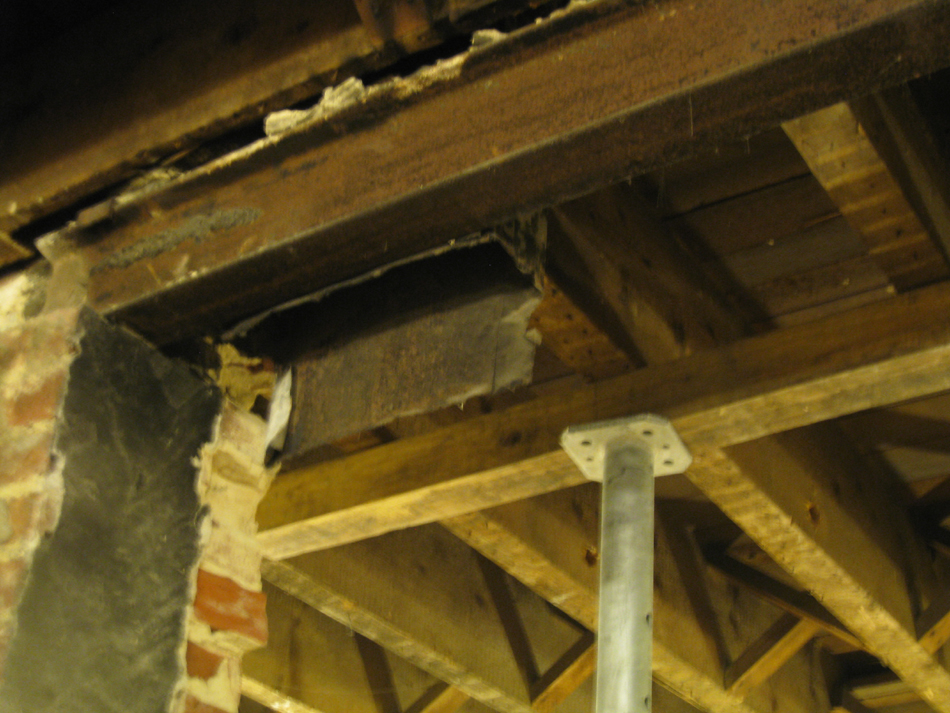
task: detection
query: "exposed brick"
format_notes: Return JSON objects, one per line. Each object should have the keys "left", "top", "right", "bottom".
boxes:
{"left": 200, "top": 520, "right": 262, "bottom": 592}
{"left": 199, "top": 476, "right": 262, "bottom": 536}
{"left": 186, "top": 641, "right": 227, "bottom": 681}
{"left": 182, "top": 694, "right": 231, "bottom": 713}
{"left": 7, "top": 370, "right": 67, "bottom": 426}
{"left": 193, "top": 569, "right": 267, "bottom": 648}
{"left": 0, "top": 427, "right": 54, "bottom": 486}
{"left": 0, "top": 557, "right": 27, "bottom": 610}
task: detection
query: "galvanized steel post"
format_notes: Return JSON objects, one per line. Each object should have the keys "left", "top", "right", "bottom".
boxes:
{"left": 561, "top": 415, "right": 692, "bottom": 713}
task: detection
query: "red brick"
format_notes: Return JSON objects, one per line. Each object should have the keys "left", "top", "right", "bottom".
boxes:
{"left": 193, "top": 569, "right": 267, "bottom": 647}
{"left": 186, "top": 641, "right": 227, "bottom": 681}
{"left": 182, "top": 695, "right": 230, "bottom": 713}
{"left": 8, "top": 370, "right": 67, "bottom": 426}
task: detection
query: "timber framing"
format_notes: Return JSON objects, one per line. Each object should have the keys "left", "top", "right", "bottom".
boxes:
{"left": 10, "top": 2, "right": 950, "bottom": 713}
{"left": 42, "top": 0, "right": 950, "bottom": 343}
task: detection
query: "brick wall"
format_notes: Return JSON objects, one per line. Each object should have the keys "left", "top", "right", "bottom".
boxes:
{"left": 182, "top": 400, "right": 274, "bottom": 713}
{"left": 0, "top": 271, "right": 79, "bottom": 680}
{"left": 0, "top": 270, "right": 273, "bottom": 713}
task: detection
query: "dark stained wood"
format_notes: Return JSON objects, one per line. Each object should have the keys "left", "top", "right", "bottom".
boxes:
{"left": 547, "top": 181, "right": 745, "bottom": 364}
{"left": 851, "top": 86, "right": 950, "bottom": 269}
{"left": 44, "top": 0, "right": 950, "bottom": 343}
{"left": 0, "top": 0, "right": 473, "bottom": 235}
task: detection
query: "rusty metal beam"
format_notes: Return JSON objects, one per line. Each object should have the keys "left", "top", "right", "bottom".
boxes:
{"left": 45, "top": 0, "right": 950, "bottom": 342}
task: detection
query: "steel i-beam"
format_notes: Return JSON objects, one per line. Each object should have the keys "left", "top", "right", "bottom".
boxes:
{"left": 561, "top": 415, "right": 692, "bottom": 713}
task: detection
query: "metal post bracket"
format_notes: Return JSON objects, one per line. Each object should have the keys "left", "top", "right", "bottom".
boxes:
{"left": 561, "top": 413, "right": 692, "bottom": 482}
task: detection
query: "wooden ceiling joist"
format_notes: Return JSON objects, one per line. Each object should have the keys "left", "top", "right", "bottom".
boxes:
{"left": 445, "top": 490, "right": 829, "bottom": 713}
{"left": 260, "top": 525, "right": 577, "bottom": 713}
{"left": 44, "top": 0, "right": 950, "bottom": 343}
{"left": 687, "top": 427, "right": 949, "bottom": 711}
{"left": 257, "top": 280, "right": 950, "bottom": 560}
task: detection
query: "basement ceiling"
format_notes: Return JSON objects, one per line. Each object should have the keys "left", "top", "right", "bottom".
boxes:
{"left": 6, "top": 2, "right": 950, "bottom": 713}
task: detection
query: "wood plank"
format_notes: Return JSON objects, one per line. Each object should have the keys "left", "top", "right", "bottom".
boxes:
{"left": 44, "top": 0, "right": 950, "bottom": 343}
{"left": 647, "top": 129, "right": 810, "bottom": 217}
{"left": 262, "top": 524, "right": 537, "bottom": 713}
{"left": 529, "top": 636, "right": 596, "bottom": 713}
{"left": 724, "top": 614, "right": 821, "bottom": 699}
{"left": 407, "top": 684, "right": 472, "bottom": 713}
{"left": 242, "top": 582, "right": 389, "bottom": 713}
{"left": 445, "top": 493, "right": 829, "bottom": 713}
{"left": 703, "top": 549, "right": 863, "bottom": 650}
{"left": 258, "top": 281, "right": 950, "bottom": 559}
{"left": 783, "top": 102, "right": 950, "bottom": 291}
{"left": 917, "top": 588, "right": 950, "bottom": 654}
{"left": 685, "top": 424, "right": 950, "bottom": 713}
{"left": 547, "top": 181, "right": 745, "bottom": 364}
{"left": 669, "top": 174, "right": 837, "bottom": 257}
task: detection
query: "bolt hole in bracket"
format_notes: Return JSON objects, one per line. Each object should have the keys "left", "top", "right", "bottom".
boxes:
{"left": 561, "top": 413, "right": 692, "bottom": 482}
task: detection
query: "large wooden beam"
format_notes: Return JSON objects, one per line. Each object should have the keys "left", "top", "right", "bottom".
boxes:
{"left": 258, "top": 281, "right": 950, "bottom": 559}
{"left": 0, "top": 0, "right": 467, "bottom": 236}
{"left": 685, "top": 425, "right": 949, "bottom": 712}
{"left": 44, "top": 0, "right": 950, "bottom": 342}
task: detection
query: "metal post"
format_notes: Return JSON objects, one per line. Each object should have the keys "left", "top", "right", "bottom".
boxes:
{"left": 598, "top": 442, "right": 654, "bottom": 713}
{"left": 560, "top": 415, "right": 691, "bottom": 713}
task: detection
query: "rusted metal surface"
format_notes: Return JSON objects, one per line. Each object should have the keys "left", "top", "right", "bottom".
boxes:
{"left": 45, "top": 0, "right": 950, "bottom": 343}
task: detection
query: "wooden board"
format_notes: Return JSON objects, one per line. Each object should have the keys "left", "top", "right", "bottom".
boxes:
{"left": 43, "top": 0, "right": 950, "bottom": 343}
{"left": 258, "top": 281, "right": 950, "bottom": 559}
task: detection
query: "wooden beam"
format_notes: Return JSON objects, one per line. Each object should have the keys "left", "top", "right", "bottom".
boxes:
{"left": 405, "top": 683, "right": 471, "bottom": 713}
{"left": 783, "top": 102, "right": 949, "bottom": 290}
{"left": 258, "top": 281, "right": 950, "bottom": 559}
{"left": 546, "top": 181, "right": 745, "bottom": 365}
{"left": 45, "top": 0, "right": 950, "bottom": 342}
{"left": 703, "top": 549, "right": 863, "bottom": 650}
{"left": 850, "top": 85, "right": 950, "bottom": 270}
{"left": 724, "top": 614, "right": 821, "bottom": 699}
{"left": 261, "top": 524, "right": 540, "bottom": 713}
{"left": 917, "top": 588, "right": 950, "bottom": 654}
{"left": 446, "top": 492, "right": 830, "bottom": 713}
{"left": 529, "top": 635, "right": 596, "bottom": 713}
{"left": 0, "top": 0, "right": 467, "bottom": 235}
{"left": 685, "top": 425, "right": 950, "bottom": 713}
{"left": 242, "top": 582, "right": 392, "bottom": 713}
{"left": 406, "top": 683, "right": 470, "bottom": 713}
